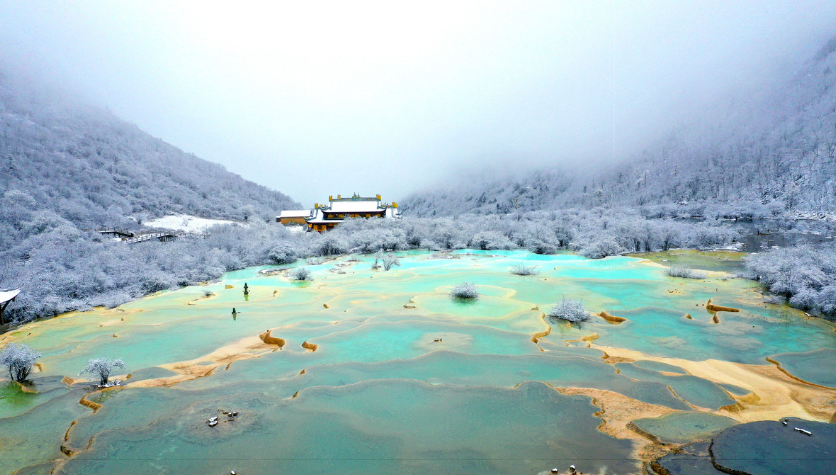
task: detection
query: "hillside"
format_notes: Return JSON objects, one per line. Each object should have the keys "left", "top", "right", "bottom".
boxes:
{"left": 0, "top": 68, "right": 300, "bottom": 229}
{"left": 403, "top": 36, "right": 836, "bottom": 217}
{"left": 0, "top": 67, "right": 304, "bottom": 322}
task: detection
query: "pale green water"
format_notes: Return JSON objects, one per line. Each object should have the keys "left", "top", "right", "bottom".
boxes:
{"left": 1, "top": 250, "right": 834, "bottom": 474}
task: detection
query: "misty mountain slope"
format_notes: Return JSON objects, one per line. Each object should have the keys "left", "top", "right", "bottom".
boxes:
{"left": 403, "top": 170, "right": 576, "bottom": 216}
{"left": 403, "top": 37, "right": 836, "bottom": 217}
{"left": 0, "top": 70, "right": 300, "bottom": 229}
{"left": 592, "top": 36, "right": 836, "bottom": 211}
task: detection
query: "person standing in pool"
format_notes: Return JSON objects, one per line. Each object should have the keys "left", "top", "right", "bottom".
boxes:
{"left": 243, "top": 283, "right": 249, "bottom": 295}
{"left": 232, "top": 308, "right": 238, "bottom": 321}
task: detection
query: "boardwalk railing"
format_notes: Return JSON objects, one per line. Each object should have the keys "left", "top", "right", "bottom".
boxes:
{"left": 124, "top": 231, "right": 208, "bottom": 244}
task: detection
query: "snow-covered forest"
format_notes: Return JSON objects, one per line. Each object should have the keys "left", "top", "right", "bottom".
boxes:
{"left": 5, "top": 205, "right": 833, "bottom": 324}
{"left": 746, "top": 243, "right": 836, "bottom": 317}
{"left": 0, "top": 206, "right": 747, "bottom": 323}
{"left": 403, "top": 37, "right": 836, "bottom": 217}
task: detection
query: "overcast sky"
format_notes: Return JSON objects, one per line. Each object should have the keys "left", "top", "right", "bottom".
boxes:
{"left": 1, "top": 1, "right": 834, "bottom": 206}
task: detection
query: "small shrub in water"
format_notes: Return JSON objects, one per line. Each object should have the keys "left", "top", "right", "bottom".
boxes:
{"left": 382, "top": 254, "right": 401, "bottom": 271}
{"left": 289, "top": 267, "right": 312, "bottom": 281}
{"left": 547, "top": 297, "right": 589, "bottom": 323}
{"left": 666, "top": 265, "right": 707, "bottom": 279}
{"left": 510, "top": 264, "right": 539, "bottom": 276}
{"left": 1, "top": 343, "right": 41, "bottom": 382}
{"left": 451, "top": 282, "right": 478, "bottom": 300}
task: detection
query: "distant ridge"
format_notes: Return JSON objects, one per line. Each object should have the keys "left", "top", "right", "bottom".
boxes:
{"left": 0, "top": 67, "right": 301, "bottom": 228}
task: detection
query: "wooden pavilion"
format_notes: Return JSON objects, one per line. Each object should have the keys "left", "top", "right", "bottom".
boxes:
{"left": 0, "top": 289, "right": 20, "bottom": 326}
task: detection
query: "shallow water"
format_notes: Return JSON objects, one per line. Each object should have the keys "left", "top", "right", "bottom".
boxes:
{"left": 1, "top": 250, "right": 834, "bottom": 474}
{"left": 631, "top": 412, "right": 738, "bottom": 444}
{"left": 768, "top": 348, "right": 836, "bottom": 388}
{"left": 711, "top": 418, "right": 836, "bottom": 475}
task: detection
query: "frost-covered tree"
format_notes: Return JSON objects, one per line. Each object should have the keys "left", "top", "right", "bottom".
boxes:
{"left": 382, "top": 254, "right": 400, "bottom": 271}
{"left": 268, "top": 242, "right": 297, "bottom": 264}
{"left": 336, "top": 219, "right": 409, "bottom": 253}
{"left": 79, "top": 357, "right": 125, "bottom": 386}
{"left": 470, "top": 231, "right": 514, "bottom": 250}
{"left": 311, "top": 234, "right": 349, "bottom": 256}
{"left": 577, "top": 238, "right": 624, "bottom": 259}
{"left": 0, "top": 343, "right": 41, "bottom": 382}
{"left": 657, "top": 220, "right": 682, "bottom": 251}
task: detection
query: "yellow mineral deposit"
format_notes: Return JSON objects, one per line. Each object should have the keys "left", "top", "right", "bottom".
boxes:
{"left": 530, "top": 313, "right": 551, "bottom": 349}
{"left": 705, "top": 299, "right": 740, "bottom": 313}
{"left": 598, "top": 311, "right": 627, "bottom": 324}
{"left": 591, "top": 344, "right": 836, "bottom": 424}
{"left": 258, "top": 329, "right": 286, "bottom": 349}
{"left": 129, "top": 334, "right": 277, "bottom": 388}
{"left": 79, "top": 394, "right": 103, "bottom": 412}
{"left": 556, "top": 386, "right": 677, "bottom": 463}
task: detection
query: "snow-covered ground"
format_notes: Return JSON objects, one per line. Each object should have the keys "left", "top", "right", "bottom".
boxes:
{"left": 144, "top": 215, "right": 238, "bottom": 232}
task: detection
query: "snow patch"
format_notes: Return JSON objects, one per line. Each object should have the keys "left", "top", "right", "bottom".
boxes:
{"left": 144, "top": 214, "right": 238, "bottom": 233}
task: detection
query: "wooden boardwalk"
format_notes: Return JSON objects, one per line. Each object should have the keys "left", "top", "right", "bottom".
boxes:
{"left": 92, "top": 228, "right": 207, "bottom": 244}
{"left": 95, "top": 228, "right": 135, "bottom": 238}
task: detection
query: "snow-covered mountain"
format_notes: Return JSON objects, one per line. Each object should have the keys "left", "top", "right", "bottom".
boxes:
{"left": 0, "top": 68, "right": 300, "bottom": 231}
{"left": 403, "top": 36, "right": 836, "bottom": 217}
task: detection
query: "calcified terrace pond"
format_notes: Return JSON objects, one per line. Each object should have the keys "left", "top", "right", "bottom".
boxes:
{"left": 1, "top": 251, "right": 835, "bottom": 475}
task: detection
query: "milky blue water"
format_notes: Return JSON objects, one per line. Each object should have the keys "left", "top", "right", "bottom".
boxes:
{"left": 1, "top": 250, "right": 834, "bottom": 474}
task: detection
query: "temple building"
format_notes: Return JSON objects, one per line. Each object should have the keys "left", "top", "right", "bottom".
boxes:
{"left": 277, "top": 209, "right": 312, "bottom": 225}
{"left": 304, "top": 194, "right": 400, "bottom": 232}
